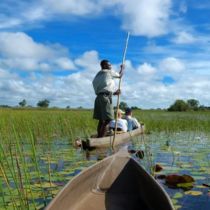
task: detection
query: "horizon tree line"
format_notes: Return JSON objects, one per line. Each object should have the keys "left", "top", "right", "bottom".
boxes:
{"left": 0, "top": 98, "right": 209, "bottom": 111}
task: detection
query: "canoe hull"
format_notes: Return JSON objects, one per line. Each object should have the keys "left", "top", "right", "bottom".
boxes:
{"left": 83, "top": 126, "right": 144, "bottom": 149}
{"left": 46, "top": 149, "right": 174, "bottom": 210}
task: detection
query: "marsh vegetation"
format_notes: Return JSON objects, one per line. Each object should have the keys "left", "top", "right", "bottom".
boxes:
{"left": 0, "top": 108, "right": 209, "bottom": 209}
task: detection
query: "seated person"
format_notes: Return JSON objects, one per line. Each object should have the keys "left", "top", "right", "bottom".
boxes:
{"left": 125, "top": 107, "right": 141, "bottom": 131}
{"left": 109, "top": 109, "right": 128, "bottom": 132}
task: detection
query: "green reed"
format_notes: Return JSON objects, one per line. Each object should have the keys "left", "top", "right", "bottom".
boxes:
{"left": 0, "top": 143, "right": 19, "bottom": 209}
{"left": 0, "top": 109, "right": 96, "bottom": 144}
{"left": 13, "top": 126, "right": 38, "bottom": 210}
{"left": 28, "top": 128, "right": 47, "bottom": 207}
{"left": 134, "top": 110, "right": 210, "bottom": 133}
{"left": 0, "top": 175, "right": 6, "bottom": 209}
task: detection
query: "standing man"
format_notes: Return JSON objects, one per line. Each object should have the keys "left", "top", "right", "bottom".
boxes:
{"left": 92, "top": 60, "right": 124, "bottom": 137}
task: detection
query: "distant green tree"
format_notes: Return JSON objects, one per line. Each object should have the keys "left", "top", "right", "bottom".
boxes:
{"left": 119, "top": 101, "right": 128, "bottom": 110}
{"left": 37, "top": 99, "right": 50, "bottom": 108}
{"left": 131, "top": 106, "right": 140, "bottom": 110}
{"left": 199, "top": 105, "right": 206, "bottom": 111}
{"left": 168, "top": 99, "right": 189, "bottom": 111}
{"left": 19, "top": 99, "right": 27, "bottom": 107}
{"left": 187, "top": 99, "right": 199, "bottom": 111}
{"left": 0, "top": 105, "right": 11, "bottom": 108}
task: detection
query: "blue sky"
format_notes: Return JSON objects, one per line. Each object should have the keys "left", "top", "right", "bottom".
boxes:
{"left": 0, "top": 0, "right": 210, "bottom": 108}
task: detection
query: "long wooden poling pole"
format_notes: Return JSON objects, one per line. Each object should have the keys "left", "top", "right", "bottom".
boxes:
{"left": 111, "top": 32, "right": 130, "bottom": 149}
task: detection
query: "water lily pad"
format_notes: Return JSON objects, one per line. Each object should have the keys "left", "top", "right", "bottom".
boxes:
{"left": 34, "top": 182, "right": 57, "bottom": 188}
{"left": 174, "top": 204, "right": 182, "bottom": 209}
{"left": 198, "top": 167, "right": 207, "bottom": 172}
{"left": 196, "top": 185, "right": 208, "bottom": 188}
{"left": 161, "top": 166, "right": 181, "bottom": 173}
{"left": 26, "top": 191, "right": 43, "bottom": 199}
{"left": 185, "top": 190, "right": 203, "bottom": 196}
{"left": 173, "top": 192, "right": 183, "bottom": 199}
{"left": 177, "top": 163, "right": 192, "bottom": 168}
{"left": 171, "top": 198, "right": 178, "bottom": 205}
{"left": 191, "top": 175, "right": 206, "bottom": 180}
{"left": 51, "top": 189, "right": 60, "bottom": 196}
{"left": 173, "top": 151, "right": 181, "bottom": 155}
{"left": 177, "top": 182, "right": 194, "bottom": 189}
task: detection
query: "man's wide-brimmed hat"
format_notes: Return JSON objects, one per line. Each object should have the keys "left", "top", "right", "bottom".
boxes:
{"left": 118, "top": 109, "right": 125, "bottom": 114}
{"left": 115, "top": 109, "right": 125, "bottom": 114}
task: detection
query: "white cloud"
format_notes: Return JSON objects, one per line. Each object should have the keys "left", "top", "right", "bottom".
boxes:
{"left": 168, "top": 75, "right": 210, "bottom": 104}
{"left": 47, "top": 50, "right": 101, "bottom": 107}
{"left": 72, "top": 0, "right": 173, "bottom": 38}
{"left": 42, "top": 0, "right": 102, "bottom": 16}
{"left": 75, "top": 50, "right": 100, "bottom": 75}
{"left": 0, "top": 54, "right": 210, "bottom": 108}
{"left": 0, "top": 0, "right": 172, "bottom": 37}
{"left": 160, "top": 57, "right": 185, "bottom": 73}
{"left": 172, "top": 31, "right": 196, "bottom": 44}
{"left": 55, "top": 57, "right": 75, "bottom": 70}
{"left": 0, "top": 46, "right": 100, "bottom": 107}
{"left": 22, "top": 7, "right": 46, "bottom": 22}
{"left": 0, "top": 68, "right": 32, "bottom": 105}
{"left": 116, "top": 0, "right": 172, "bottom": 37}
{"left": 1, "top": 58, "right": 37, "bottom": 71}
{"left": 0, "top": 17, "right": 22, "bottom": 29}
{"left": 188, "top": 61, "right": 210, "bottom": 73}
{"left": 0, "top": 32, "right": 75, "bottom": 71}
{"left": 0, "top": 32, "right": 54, "bottom": 59}
{"left": 137, "top": 63, "right": 156, "bottom": 75}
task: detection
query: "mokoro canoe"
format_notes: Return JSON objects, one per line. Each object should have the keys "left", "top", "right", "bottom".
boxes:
{"left": 81, "top": 125, "right": 144, "bottom": 149}
{"left": 46, "top": 148, "right": 174, "bottom": 210}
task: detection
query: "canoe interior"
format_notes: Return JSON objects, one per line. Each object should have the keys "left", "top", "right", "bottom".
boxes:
{"left": 46, "top": 151, "right": 174, "bottom": 210}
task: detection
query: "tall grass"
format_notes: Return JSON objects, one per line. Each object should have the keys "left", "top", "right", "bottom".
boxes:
{"left": 0, "top": 109, "right": 96, "bottom": 142}
{"left": 0, "top": 109, "right": 210, "bottom": 140}
{"left": 134, "top": 110, "right": 210, "bottom": 133}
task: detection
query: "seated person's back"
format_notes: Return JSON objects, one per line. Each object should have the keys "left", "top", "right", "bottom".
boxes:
{"left": 109, "top": 109, "right": 128, "bottom": 132}
{"left": 125, "top": 107, "right": 140, "bottom": 131}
